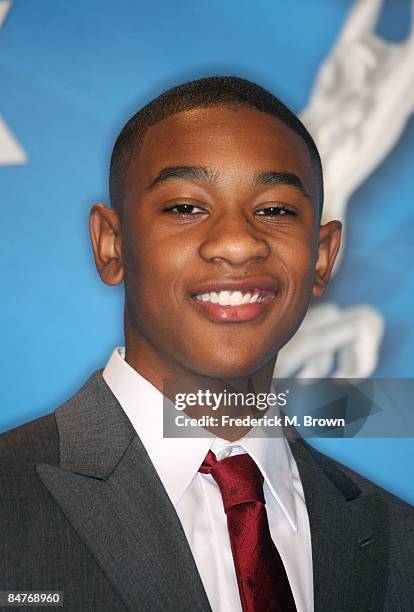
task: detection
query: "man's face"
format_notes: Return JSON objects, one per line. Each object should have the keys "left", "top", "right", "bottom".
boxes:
{"left": 115, "top": 106, "right": 331, "bottom": 378}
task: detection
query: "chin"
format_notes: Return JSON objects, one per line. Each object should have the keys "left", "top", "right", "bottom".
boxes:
{"left": 186, "top": 351, "right": 272, "bottom": 380}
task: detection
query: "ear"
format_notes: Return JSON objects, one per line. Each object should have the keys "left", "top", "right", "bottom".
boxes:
{"left": 312, "top": 220, "right": 342, "bottom": 297}
{"left": 89, "top": 204, "right": 124, "bottom": 285}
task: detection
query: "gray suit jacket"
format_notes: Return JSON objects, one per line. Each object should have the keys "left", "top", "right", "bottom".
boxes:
{"left": 0, "top": 370, "right": 413, "bottom": 611}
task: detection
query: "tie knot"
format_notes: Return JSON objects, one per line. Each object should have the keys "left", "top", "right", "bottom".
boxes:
{"left": 199, "top": 450, "right": 265, "bottom": 512}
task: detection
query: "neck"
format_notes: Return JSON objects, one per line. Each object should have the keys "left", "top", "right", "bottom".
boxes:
{"left": 124, "top": 325, "right": 277, "bottom": 442}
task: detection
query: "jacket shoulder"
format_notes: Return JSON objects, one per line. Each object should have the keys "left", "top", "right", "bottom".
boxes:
{"left": 0, "top": 369, "right": 106, "bottom": 474}
{"left": 307, "top": 442, "right": 413, "bottom": 519}
{"left": 0, "top": 412, "right": 59, "bottom": 477}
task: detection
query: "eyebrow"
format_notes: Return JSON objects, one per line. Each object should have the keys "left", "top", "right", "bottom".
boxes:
{"left": 253, "top": 170, "right": 310, "bottom": 200}
{"left": 145, "top": 166, "right": 218, "bottom": 191}
{"left": 144, "top": 165, "right": 310, "bottom": 200}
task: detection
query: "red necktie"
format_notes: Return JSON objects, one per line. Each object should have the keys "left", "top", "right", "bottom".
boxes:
{"left": 199, "top": 450, "right": 297, "bottom": 612}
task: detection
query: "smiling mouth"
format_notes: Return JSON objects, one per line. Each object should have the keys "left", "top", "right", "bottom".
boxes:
{"left": 189, "top": 288, "right": 277, "bottom": 322}
{"left": 193, "top": 289, "right": 274, "bottom": 306}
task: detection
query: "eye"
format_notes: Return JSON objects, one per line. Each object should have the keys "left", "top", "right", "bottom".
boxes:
{"left": 255, "top": 205, "right": 297, "bottom": 217}
{"left": 163, "top": 203, "right": 206, "bottom": 215}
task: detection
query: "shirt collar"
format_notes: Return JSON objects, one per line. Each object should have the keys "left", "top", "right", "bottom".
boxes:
{"left": 103, "top": 347, "right": 298, "bottom": 531}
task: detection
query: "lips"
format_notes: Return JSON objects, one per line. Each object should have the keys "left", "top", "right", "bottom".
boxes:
{"left": 188, "top": 278, "right": 278, "bottom": 323}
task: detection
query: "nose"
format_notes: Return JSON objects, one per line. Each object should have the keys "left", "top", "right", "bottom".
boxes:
{"left": 199, "top": 211, "right": 270, "bottom": 266}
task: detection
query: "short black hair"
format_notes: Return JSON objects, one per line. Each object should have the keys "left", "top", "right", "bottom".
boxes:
{"left": 109, "top": 75, "right": 323, "bottom": 215}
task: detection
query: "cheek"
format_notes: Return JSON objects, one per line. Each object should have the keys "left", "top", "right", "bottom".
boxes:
{"left": 272, "top": 238, "right": 316, "bottom": 330}
{"left": 276, "top": 233, "right": 316, "bottom": 291}
{"left": 123, "top": 227, "right": 193, "bottom": 308}
{"left": 292, "top": 248, "right": 317, "bottom": 290}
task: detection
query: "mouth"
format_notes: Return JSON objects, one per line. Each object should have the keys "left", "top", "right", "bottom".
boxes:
{"left": 188, "top": 279, "right": 278, "bottom": 323}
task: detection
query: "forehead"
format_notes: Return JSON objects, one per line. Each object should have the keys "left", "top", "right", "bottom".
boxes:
{"left": 127, "top": 105, "right": 319, "bottom": 201}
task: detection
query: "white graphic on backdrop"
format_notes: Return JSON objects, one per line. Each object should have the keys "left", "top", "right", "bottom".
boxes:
{"left": 0, "top": 1, "right": 27, "bottom": 166}
{"left": 276, "top": 0, "right": 414, "bottom": 378}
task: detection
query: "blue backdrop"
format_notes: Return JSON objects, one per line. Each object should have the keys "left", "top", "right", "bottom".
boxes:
{"left": 1, "top": 0, "right": 413, "bottom": 504}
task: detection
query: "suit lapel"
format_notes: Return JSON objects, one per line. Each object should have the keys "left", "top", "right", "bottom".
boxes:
{"left": 288, "top": 437, "right": 389, "bottom": 612}
{"left": 35, "top": 371, "right": 211, "bottom": 612}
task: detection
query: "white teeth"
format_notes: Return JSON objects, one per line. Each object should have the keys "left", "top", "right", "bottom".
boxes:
{"left": 194, "top": 289, "right": 273, "bottom": 305}
{"left": 230, "top": 291, "right": 243, "bottom": 306}
{"left": 218, "top": 291, "right": 231, "bottom": 305}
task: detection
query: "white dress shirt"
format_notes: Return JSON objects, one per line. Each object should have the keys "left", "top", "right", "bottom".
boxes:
{"left": 103, "top": 347, "right": 313, "bottom": 612}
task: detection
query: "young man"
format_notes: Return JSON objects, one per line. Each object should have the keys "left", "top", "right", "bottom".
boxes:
{"left": 0, "top": 77, "right": 412, "bottom": 612}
